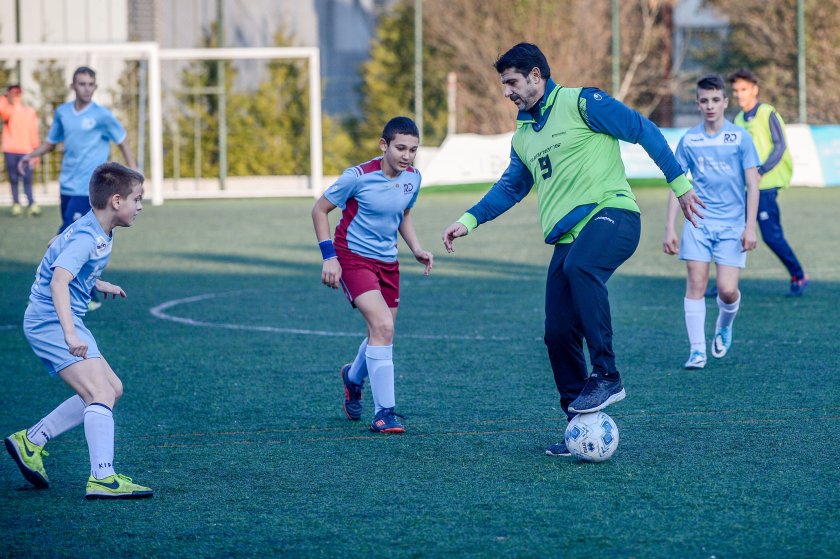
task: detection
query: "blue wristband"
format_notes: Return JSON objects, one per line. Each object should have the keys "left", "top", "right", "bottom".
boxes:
{"left": 319, "top": 239, "right": 337, "bottom": 260}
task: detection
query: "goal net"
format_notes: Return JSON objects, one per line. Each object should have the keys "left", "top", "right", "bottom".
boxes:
{"left": 0, "top": 43, "right": 323, "bottom": 205}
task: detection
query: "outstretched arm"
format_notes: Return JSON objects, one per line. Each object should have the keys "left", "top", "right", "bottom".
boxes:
{"left": 580, "top": 88, "right": 705, "bottom": 225}
{"left": 117, "top": 141, "right": 138, "bottom": 170}
{"left": 399, "top": 209, "right": 433, "bottom": 275}
{"left": 94, "top": 279, "right": 127, "bottom": 299}
{"left": 442, "top": 148, "right": 533, "bottom": 253}
{"left": 19, "top": 142, "right": 57, "bottom": 174}
{"left": 311, "top": 195, "right": 341, "bottom": 289}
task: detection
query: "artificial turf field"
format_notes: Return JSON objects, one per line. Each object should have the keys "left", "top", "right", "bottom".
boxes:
{"left": 0, "top": 186, "right": 838, "bottom": 558}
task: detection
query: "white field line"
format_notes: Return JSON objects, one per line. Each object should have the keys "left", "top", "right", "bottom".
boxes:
{"left": 149, "top": 292, "right": 512, "bottom": 341}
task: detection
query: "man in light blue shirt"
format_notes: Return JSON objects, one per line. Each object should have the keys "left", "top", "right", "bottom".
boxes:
{"left": 663, "top": 75, "right": 760, "bottom": 370}
{"left": 20, "top": 66, "right": 136, "bottom": 310}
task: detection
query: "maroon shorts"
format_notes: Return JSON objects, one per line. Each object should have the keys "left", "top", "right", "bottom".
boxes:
{"left": 336, "top": 246, "right": 401, "bottom": 308}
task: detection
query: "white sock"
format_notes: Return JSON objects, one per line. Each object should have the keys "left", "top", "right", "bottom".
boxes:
{"left": 684, "top": 297, "right": 707, "bottom": 352}
{"left": 716, "top": 294, "right": 740, "bottom": 330}
{"left": 84, "top": 403, "right": 116, "bottom": 480}
{"left": 27, "top": 395, "right": 86, "bottom": 446}
{"left": 348, "top": 337, "right": 368, "bottom": 384}
{"left": 365, "top": 344, "right": 395, "bottom": 414}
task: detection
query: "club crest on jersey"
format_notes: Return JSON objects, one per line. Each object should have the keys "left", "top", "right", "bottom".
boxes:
{"left": 81, "top": 117, "right": 96, "bottom": 131}
{"left": 403, "top": 183, "right": 414, "bottom": 194}
{"left": 95, "top": 236, "right": 108, "bottom": 255}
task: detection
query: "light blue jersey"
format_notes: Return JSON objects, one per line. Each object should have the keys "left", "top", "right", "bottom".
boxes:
{"left": 675, "top": 120, "right": 760, "bottom": 225}
{"left": 325, "top": 157, "right": 421, "bottom": 262}
{"left": 30, "top": 210, "right": 113, "bottom": 316}
{"left": 47, "top": 101, "right": 126, "bottom": 196}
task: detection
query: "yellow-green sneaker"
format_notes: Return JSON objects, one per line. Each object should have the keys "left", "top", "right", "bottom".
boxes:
{"left": 85, "top": 473, "right": 153, "bottom": 500}
{"left": 10, "top": 203, "right": 22, "bottom": 217}
{"left": 27, "top": 203, "right": 42, "bottom": 217}
{"left": 4, "top": 430, "right": 50, "bottom": 488}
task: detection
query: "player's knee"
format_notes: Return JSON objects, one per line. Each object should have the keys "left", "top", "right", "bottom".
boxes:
{"left": 112, "top": 380, "right": 124, "bottom": 403}
{"left": 369, "top": 320, "right": 395, "bottom": 343}
{"left": 89, "top": 386, "right": 118, "bottom": 408}
{"left": 717, "top": 287, "right": 739, "bottom": 303}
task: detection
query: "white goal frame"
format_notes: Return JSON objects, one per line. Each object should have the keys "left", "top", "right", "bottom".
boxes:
{"left": 0, "top": 43, "right": 323, "bottom": 205}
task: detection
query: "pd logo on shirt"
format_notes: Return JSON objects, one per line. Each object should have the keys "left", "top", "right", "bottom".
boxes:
{"left": 403, "top": 183, "right": 414, "bottom": 194}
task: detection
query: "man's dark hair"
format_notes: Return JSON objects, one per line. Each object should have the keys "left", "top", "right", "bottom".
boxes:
{"left": 72, "top": 66, "right": 96, "bottom": 82}
{"left": 7, "top": 84, "right": 21, "bottom": 93}
{"left": 382, "top": 116, "right": 419, "bottom": 144}
{"left": 89, "top": 162, "right": 144, "bottom": 209}
{"left": 494, "top": 43, "right": 551, "bottom": 79}
{"left": 728, "top": 68, "right": 758, "bottom": 85}
{"left": 697, "top": 74, "right": 727, "bottom": 94}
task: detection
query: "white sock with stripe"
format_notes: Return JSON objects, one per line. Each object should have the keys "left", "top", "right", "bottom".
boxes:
{"left": 684, "top": 297, "right": 707, "bottom": 353}
{"left": 27, "top": 395, "right": 86, "bottom": 446}
{"left": 84, "top": 403, "right": 116, "bottom": 480}
{"left": 365, "top": 344, "right": 395, "bottom": 414}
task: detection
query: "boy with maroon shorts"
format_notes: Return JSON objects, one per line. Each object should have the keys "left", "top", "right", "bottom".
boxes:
{"left": 311, "top": 117, "right": 433, "bottom": 433}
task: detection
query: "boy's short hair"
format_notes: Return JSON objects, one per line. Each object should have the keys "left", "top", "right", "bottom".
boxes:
{"left": 89, "top": 163, "right": 144, "bottom": 209}
{"left": 382, "top": 116, "right": 419, "bottom": 144}
{"left": 7, "top": 84, "right": 21, "bottom": 94}
{"left": 697, "top": 74, "right": 727, "bottom": 94}
{"left": 494, "top": 43, "right": 551, "bottom": 79}
{"left": 728, "top": 68, "right": 758, "bottom": 85}
{"left": 72, "top": 66, "right": 96, "bottom": 82}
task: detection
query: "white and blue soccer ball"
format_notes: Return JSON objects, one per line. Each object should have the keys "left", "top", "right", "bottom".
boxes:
{"left": 564, "top": 411, "right": 620, "bottom": 462}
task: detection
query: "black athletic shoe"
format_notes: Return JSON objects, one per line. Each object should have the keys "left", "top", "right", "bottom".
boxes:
{"left": 568, "top": 374, "right": 626, "bottom": 414}
{"left": 704, "top": 285, "right": 718, "bottom": 298}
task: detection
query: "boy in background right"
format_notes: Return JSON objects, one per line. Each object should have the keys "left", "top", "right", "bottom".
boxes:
{"left": 663, "top": 75, "right": 760, "bottom": 369}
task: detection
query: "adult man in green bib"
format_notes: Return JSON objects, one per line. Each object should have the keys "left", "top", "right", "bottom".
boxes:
{"left": 442, "top": 43, "right": 704, "bottom": 456}
{"left": 729, "top": 68, "right": 808, "bottom": 297}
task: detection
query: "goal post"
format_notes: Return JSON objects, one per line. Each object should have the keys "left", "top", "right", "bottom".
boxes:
{"left": 0, "top": 43, "right": 323, "bottom": 205}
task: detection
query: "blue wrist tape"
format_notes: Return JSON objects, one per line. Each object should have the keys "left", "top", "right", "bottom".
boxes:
{"left": 319, "top": 239, "right": 337, "bottom": 260}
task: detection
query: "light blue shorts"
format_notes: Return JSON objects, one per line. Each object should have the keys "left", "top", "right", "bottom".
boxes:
{"left": 679, "top": 221, "right": 746, "bottom": 268}
{"left": 23, "top": 305, "right": 101, "bottom": 376}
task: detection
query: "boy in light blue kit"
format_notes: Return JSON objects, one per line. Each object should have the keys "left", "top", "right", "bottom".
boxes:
{"left": 4, "top": 162, "right": 152, "bottom": 499}
{"left": 663, "top": 75, "right": 760, "bottom": 369}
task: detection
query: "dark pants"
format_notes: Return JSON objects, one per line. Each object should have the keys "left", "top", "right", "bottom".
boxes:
{"left": 58, "top": 194, "right": 92, "bottom": 233}
{"left": 758, "top": 188, "right": 804, "bottom": 279}
{"left": 4, "top": 152, "right": 34, "bottom": 205}
{"left": 544, "top": 208, "right": 641, "bottom": 419}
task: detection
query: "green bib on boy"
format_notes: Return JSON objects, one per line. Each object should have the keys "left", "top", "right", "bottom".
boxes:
{"left": 734, "top": 103, "right": 793, "bottom": 190}
{"left": 512, "top": 86, "right": 639, "bottom": 244}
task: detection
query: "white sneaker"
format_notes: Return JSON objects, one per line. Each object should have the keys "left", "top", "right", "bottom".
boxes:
{"left": 684, "top": 350, "right": 707, "bottom": 369}
{"left": 711, "top": 326, "right": 732, "bottom": 358}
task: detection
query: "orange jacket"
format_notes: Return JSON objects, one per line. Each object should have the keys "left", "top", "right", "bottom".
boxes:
{"left": 0, "top": 96, "right": 40, "bottom": 155}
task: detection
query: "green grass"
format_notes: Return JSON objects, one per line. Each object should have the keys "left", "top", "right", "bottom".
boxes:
{"left": 1, "top": 187, "right": 838, "bottom": 558}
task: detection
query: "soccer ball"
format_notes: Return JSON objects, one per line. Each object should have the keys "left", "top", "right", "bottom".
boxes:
{"left": 564, "top": 411, "right": 620, "bottom": 462}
